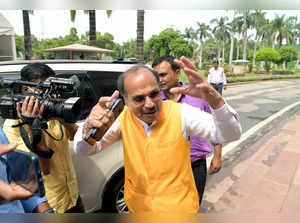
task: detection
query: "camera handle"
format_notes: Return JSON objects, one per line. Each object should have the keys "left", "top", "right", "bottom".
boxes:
{"left": 12, "top": 117, "right": 64, "bottom": 159}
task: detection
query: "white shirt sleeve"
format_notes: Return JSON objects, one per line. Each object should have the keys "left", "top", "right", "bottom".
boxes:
{"left": 73, "top": 118, "right": 121, "bottom": 156}
{"left": 181, "top": 103, "right": 241, "bottom": 144}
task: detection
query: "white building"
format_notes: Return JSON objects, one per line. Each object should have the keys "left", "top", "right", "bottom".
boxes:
{"left": 0, "top": 12, "right": 16, "bottom": 61}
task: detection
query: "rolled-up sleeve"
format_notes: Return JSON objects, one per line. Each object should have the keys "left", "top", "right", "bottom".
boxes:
{"left": 182, "top": 103, "right": 242, "bottom": 144}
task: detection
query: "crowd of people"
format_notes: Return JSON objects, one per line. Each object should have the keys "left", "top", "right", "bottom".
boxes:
{"left": 0, "top": 56, "right": 241, "bottom": 213}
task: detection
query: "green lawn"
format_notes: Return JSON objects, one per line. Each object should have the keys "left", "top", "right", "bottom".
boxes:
{"left": 180, "top": 69, "right": 300, "bottom": 84}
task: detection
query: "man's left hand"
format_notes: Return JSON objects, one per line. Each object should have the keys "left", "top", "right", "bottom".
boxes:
{"left": 209, "top": 155, "right": 222, "bottom": 175}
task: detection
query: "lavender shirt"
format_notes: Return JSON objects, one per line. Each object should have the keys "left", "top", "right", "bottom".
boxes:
{"left": 161, "top": 85, "right": 216, "bottom": 163}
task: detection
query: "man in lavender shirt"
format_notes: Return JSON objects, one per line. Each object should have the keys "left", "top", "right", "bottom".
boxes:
{"left": 152, "top": 55, "right": 223, "bottom": 205}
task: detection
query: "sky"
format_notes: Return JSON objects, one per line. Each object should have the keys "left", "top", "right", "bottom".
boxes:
{"left": 0, "top": 10, "right": 299, "bottom": 44}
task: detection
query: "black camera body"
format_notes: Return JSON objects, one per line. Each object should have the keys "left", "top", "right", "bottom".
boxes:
{"left": 0, "top": 77, "right": 83, "bottom": 123}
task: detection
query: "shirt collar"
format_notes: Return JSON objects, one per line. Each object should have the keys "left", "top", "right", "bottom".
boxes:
{"left": 161, "top": 82, "right": 186, "bottom": 102}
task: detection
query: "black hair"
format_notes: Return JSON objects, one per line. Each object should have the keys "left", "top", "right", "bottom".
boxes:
{"left": 152, "top": 55, "right": 180, "bottom": 72}
{"left": 117, "top": 65, "right": 160, "bottom": 97}
{"left": 20, "top": 63, "right": 56, "bottom": 82}
{"left": 213, "top": 59, "right": 219, "bottom": 64}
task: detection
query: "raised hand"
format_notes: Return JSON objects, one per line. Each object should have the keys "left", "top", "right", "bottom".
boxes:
{"left": 83, "top": 90, "right": 120, "bottom": 137}
{"left": 170, "top": 56, "right": 224, "bottom": 109}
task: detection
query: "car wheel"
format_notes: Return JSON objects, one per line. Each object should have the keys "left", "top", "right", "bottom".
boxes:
{"left": 102, "top": 177, "right": 129, "bottom": 213}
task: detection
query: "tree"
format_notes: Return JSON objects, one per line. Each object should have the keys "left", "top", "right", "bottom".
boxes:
{"left": 236, "top": 10, "right": 252, "bottom": 61}
{"left": 15, "top": 35, "right": 25, "bottom": 58}
{"left": 70, "top": 10, "right": 112, "bottom": 47}
{"left": 231, "top": 13, "right": 244, "bottom": 60}
{"left": 255, "top": 48, "right": 281, "bottom": 72}
{"left": 210, "top": 16, "right": 230, "bottom": 62}
{"left": 261, "top": 19, "right": 276, "bottom": 48}
{"left": 196, "top": 22, "right": 211, "bottom": 68}
{"left": 278, "top": 46, "right": 299, "bottom": 69}
{"left": 148, "top": 28, "right": 192, "bottom": 59}
{"left": 136, "top": 10, "right": 144, "bottom": 62}
{"left": 184, "top": 27, "right": 198, "bottom": 58}
{"left": 272, "top": 14, "right": 294, "bottom": 49}
{"left": 22, "top": 10, "right": 33, "bottom": 60}
{"left": 250, "top": 10, "right": 266, "bottom": 66}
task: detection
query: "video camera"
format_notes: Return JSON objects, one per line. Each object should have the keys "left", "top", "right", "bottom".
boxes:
{"left": 0, "top": 76, "right": 83, "bottom": 123}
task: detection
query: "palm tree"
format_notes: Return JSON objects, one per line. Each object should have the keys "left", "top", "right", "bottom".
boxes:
{"left": 272, "top": 14, "right": 294, "bottom": 49}
{"left": 210, "top": 16, "right": 230, "bottom": 62}
{"left": 227, "top": 22, "right": 235, "bottom": 70}
{"left": 22, "top": 10, "right": 33, "bottom": 60}
{"left": 184, "top": 27, "right": 198, "bottom": 58}
{"left": 231, "top": 14, "right": 244, "bottom": 60}
{"left": 136, "top": 10, "right": 144, "bottom": 62}
{"left": 261, "top": 19, "right": 275, "bottom": 48}
{"left": 70, "top": 10, "right": 112, "bottom": 47}
{"left": 250, "top": 10, "right": 266, "bottom": 66}
{"left": 237, "top": 10, "right": 252, "bottom": 61}
{"left": 196, "top": 22, "right": 211, "bottom": 69}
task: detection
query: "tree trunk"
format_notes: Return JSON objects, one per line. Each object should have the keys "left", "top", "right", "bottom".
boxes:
{"left": 217, "top": 43, "right": 221, "bottom": 61}
{"left": 22, "top": 10, "right": 32, "bottom": 60}
{"left": 253, "top": 39, "right": 257, "bottom": 66}
{"left": 89, "top": 10, "right": 96, "bottom": 46}
{"left": 229, "top": 35, "right": 234, "bottom": 71}
{"left": 242, "top": 30, "right": 247, "bottom": 61}
{"left": 136, "top": 10, "right": 144, "bottom": 62}
{"left": 199, "top": 43, "right": 203, "bottom": 69}
{"left": 236, "top": 42, "right": 239, "bottom": 60}
{"left": 222, "top": 42, "right": 225, "bottom": 63}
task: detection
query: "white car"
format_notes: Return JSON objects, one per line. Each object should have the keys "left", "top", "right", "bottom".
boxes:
{"left": 0, "top": 59, "right": 138, "bottom": 213}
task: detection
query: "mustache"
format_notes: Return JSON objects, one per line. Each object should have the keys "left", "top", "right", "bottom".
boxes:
{"left": 143, "top": 107, "right": 156, "bottom": 114}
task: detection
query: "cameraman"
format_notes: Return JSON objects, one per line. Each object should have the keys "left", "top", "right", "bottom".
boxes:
{"left": 3, "top": 63, "right": 85, "bottom": 213}
{"left": 0, "top": 128, "right": 53, "bottom": 213}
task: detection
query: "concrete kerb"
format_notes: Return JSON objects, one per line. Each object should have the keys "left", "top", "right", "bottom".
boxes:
{"left": 206, "top": 100, "right": 300, "bottom": 169}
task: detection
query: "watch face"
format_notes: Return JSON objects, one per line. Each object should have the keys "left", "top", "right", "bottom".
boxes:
{"left": 44, "top": 208, "right": 56, "bottom": 213}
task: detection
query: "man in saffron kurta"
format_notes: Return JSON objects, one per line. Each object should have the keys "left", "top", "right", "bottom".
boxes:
{"left": 73, "top": 56, "right": 242, "bottom": 213}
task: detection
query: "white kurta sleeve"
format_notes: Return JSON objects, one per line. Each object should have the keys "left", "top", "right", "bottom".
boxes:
{"left": 181, "top": 103, "right": 241, "bottom": 144}
{"left": 73, "top": 119, "right": 121, "bottom": 156}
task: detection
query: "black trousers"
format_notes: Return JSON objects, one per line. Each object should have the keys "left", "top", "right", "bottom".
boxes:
{"left": 210, "top": 83, "right": 223, "bottom": 95}
{"left": 65, "top": 195, "right": 85, "bottom": 213}
{"left": 192, "top": 158, "right": 207, "bottom": 205}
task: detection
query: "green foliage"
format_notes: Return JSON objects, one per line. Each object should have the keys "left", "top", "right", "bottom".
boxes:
{"left": 272, "top": 70, "right": 294, "bottom": 74}
{"left": 148, "top": 28, "right": 192, "bottom": 59}
{"left": 227, "top": 74, "right": 300, "bottom": 83}
{"left": 15, "top": 35, "right": 24, "bottom": 58}
{"left": 255, "top": 48, "right": 281, "bottom": 73}
{"left": 120, "top": 39, "right": 136, "bottom": 58}
{"left": 278, "top": 46, "right": 299, "bottom": 64}
{"left": 248, "top": 63, "right": 253, "bottom": 72}
{"left": 255, "top": 48, "right": 281, "bottom": 63}
{"left": 95, "top": 32, "right": 115, "bottom": 50}
{"left": 16, "top": 27, "right": 123, "bottom": 60}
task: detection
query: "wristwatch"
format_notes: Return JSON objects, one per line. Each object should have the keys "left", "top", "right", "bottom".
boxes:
{"left": 43, "top": 207, "right": 56, "bottom": 213}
